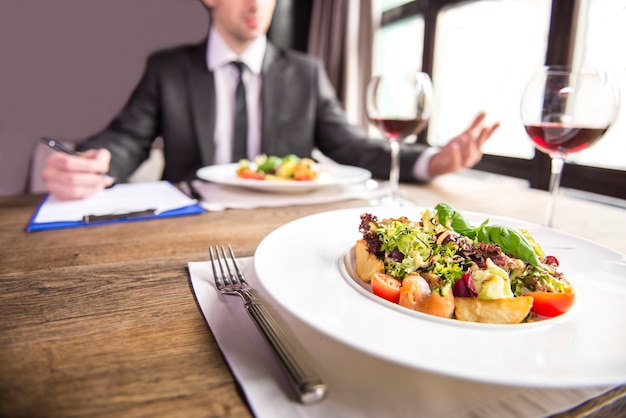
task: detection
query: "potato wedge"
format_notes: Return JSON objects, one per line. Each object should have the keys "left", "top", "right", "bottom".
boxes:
{"left": 454, "top": 296, "right": 533, "bottom": 324}
{"left": 355, "top": 239, "right": 383, "bottom": 283}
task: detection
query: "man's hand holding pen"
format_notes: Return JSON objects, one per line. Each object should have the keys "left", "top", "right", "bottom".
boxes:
{"left": 42, "top": 146, "right": 115, "bottom": 200}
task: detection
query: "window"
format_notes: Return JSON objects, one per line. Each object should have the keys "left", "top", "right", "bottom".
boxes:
{"left": 373, "top": 15, "right": 424, "bottom": 79}
{"left": 567, "top": 0, "right": 626, "bottom": 171}
{"left": 431, "top": 1, "right": 550, "bottom": 160}
{"left": 374, "top": 0, "right": 626, "bottom": 200}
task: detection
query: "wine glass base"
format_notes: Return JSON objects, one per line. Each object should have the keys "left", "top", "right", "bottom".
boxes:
{"left": 364, "top": 181, "right": 416, "bottom": 207}
{"left": 368, "top": 195, "right": 416, "bottom": 208}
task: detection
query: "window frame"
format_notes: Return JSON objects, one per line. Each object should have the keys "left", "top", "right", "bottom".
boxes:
{"left": 381, "top": 0, "right": 626, "bottom": 200}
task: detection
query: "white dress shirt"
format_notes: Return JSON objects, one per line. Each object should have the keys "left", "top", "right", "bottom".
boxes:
{"left": 206, "top": 26, "right": 265, "bottom": 164}
{"left": 205, "top": 26, "right": 435, "bottom": 179}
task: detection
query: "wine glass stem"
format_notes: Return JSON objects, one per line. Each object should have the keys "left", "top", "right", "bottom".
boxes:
{"left": 545, "top": 156, "right": 564, "bottom": 228}
{"left": 389, "top": 138, "right": 401, "bottom": 205}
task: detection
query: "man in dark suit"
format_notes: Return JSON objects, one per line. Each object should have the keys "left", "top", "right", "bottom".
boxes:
{"left": 42, "top": 0, "right": 498, "bottom": 200}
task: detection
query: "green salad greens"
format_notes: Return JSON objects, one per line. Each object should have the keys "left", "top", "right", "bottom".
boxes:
{"left": 359, "top": 204, "right": 572, "bottom": 298}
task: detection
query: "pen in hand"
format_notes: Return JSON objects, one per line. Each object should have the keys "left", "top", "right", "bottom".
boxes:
{"left": 41, "top": 136, "right": 81, "bottom": 156}
{"left": 40, "top": 136, "right": 116, "bottom": 183}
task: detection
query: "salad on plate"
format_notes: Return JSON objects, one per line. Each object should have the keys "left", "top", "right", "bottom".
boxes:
{"left": 355, "top": 203, "right": 575, "bottom": 324}
{"left": 236, "top": 154, "right": 320, "bottom": 181}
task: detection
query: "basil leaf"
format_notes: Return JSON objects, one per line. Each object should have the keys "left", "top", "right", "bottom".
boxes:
{"left": 435, "top": 203, "right": 541, "bottom": 266}
{"left": 477, "top": 224, "right": 541, "bottom": 266}
{"left": 435, "top": 203, "right": 476, "bottom": 238}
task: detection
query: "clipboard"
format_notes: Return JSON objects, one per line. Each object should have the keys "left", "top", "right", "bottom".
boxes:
{"left": 26, "top": 181, "right": 205, "bottom": 232}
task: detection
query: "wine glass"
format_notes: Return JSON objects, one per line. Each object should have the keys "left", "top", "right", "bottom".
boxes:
{"left": 520, "top": 65, "right": 620, "bottom": 227}
{"left": 366, "top": 72, "right": 433, "bottom": 207}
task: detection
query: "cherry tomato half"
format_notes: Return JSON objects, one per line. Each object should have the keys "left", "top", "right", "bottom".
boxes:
{"left": 526, "top": 292, "right": 575, "bottom": 317}
{"left": 371, "top": 272, "right": 401, "bottom": 304}
{"left": 236, "top": 168, "right": 263, "bottom": 180}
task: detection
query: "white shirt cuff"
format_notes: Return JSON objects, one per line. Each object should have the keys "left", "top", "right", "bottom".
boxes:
{"left": 412, "top": 147, "right": 440, "bottom": 181}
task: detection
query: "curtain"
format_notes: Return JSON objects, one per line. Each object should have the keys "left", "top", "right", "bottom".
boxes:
{"left": 307, "top": 0, "right": 379, "bottom": 130}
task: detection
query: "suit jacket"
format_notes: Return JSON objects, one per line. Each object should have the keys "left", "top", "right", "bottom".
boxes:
{"left": 77, "top": 40, "right": 428, "bottom": 183}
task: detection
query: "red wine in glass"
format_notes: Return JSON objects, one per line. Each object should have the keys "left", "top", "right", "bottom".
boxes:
{"left": 370, "top": 117, "right": 428, "bottom": 140}
{"left": 520, "top": 65, "right": 619, "bottom": 227}
{"left": 524, "top": 123, "right": 608, "bottom": 156}
{"left": 366, "top": 72, "right": 433, "bottom": 207}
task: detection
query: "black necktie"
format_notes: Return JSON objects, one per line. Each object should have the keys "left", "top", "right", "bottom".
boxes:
{"left": 232, "top": 61, "right": 248, "bottom": 162}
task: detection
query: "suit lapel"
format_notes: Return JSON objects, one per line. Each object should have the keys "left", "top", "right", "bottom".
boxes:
{"left": 186, "top": 41, "right": 215, "bottom": 166}
{"left": 261, "top": 43, "right": 285, "bottom": 153}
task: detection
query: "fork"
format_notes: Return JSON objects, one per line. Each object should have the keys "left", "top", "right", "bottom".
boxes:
{"left": 209, "top": 245, "right": 328, "bottom": 404}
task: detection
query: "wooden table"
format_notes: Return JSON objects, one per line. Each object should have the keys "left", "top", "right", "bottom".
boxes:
{"left": 1, "top": 172, "right": 624, "bottom": 417}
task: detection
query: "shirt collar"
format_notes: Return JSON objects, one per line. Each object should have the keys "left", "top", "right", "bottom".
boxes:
{"left": 206, "top": 25, "right": 266, "bottom": 75}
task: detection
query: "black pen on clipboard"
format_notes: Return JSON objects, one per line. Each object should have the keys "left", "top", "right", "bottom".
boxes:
{"left": 40, "top": 137, "right": 116, "bottom": 182}
{"left": 82, "top": 208, "right": 158, "bottom": 224}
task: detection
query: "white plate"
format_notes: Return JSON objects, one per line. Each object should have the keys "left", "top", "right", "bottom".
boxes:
{"left": 254, "top": 206, "right": 626, "bottom": 387}
{"left": 196, "top": 163, "right": 371, "bottom": 193}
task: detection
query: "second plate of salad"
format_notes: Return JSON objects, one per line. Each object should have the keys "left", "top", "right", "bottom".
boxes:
{"left": 196, "top": 156, "right": 372, "bottom": 193}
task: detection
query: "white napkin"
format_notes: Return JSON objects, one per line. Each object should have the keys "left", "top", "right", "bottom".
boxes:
{"left": 188, "top": 258, "right": 614, "bottom": 418}
{"left": 187, "top": 180, "right": 388, "bottom": 211}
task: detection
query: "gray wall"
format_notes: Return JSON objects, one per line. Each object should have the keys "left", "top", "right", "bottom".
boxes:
{"left": 0, "top": 0, "right": 208, "bottom": 196}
